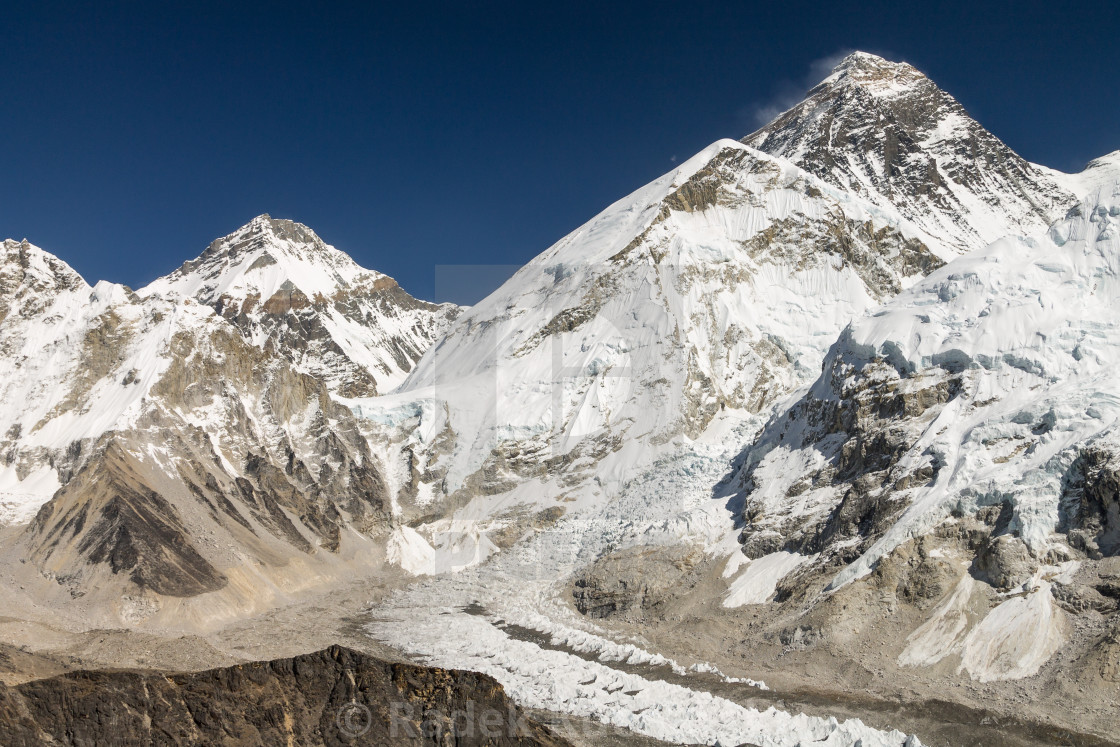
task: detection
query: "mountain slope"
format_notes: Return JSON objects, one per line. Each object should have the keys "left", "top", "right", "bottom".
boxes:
{"left": 143, "top": 215, "right": 459, "bottom": 397}
{"left": 0, "top": 239, "right": 140, "bottom": 524}
{"left": 367, "top": 139, "right": 947, "bottom": 539}
{"left": 0, "top": 645, "right": 570, "bottom": 746}
{"left": 368, "top": 54, "right": 1116, "bottom": 547}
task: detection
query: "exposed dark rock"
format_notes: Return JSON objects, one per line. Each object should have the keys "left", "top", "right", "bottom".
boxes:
{"left": 1051, "top": 583, "right": 1118, "bottom": 615}
{"left": 871, "top": 536, "right": 958, "bottom": 606}
{"left": 739, "top": 358, "right": 963, "bottom": 560}
{"left": 0, "top": 646, "right": 570, "bottom": 746}
{"left": 744, "top": 52, "right": 1075, "bottom": 252}
{"left": 1062, "top": 447, "right": 1120, "bottom": 558}
{"left": 30, "top": 441, "right": 227, "bottom": 598}
{"left": 777, "top": 624, "right": 824, "bottom": 651}
{"left": 970, "top": 533, "right": 1035, "bottom": 590}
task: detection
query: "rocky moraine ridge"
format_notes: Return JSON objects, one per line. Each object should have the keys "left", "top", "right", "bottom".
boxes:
{"left": 0, "top": 646, "right": 570, "bottom": 746}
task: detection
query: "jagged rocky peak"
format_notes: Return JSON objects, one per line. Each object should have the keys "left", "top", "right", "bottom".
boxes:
{"left": 821, "top": 50, "right": 930, "bottom": 93}
{"left": 744, "top": 51, "right": 1078, "bottom": 253}
{"left": 747, "top": 50, "right": 982, "bottom": 159}
{"left": 145, "top": 213, "right": 391, "bottom": 308}
{"left": 0, "top": 239, "right": 88, "bottom": 302}
{"left": 144, "top": 215, "right": 459, "bottom": 397}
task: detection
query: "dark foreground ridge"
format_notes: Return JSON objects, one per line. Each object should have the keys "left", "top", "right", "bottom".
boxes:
{"left": 0, "top": 645, "right": 571, "bottom": 746}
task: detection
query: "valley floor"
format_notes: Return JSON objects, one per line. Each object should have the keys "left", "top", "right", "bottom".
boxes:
{"left": 1, "top": 568, "right": 1113, "bottom": 747}
{"left": 2, "top": 433, "right": 1115, "bottom": 746}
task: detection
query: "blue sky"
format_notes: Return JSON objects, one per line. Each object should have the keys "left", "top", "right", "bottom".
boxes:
{"left": 3, "top": 0, "right": 1118, "bottom": 303}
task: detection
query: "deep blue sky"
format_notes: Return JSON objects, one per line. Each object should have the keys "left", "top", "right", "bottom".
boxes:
{"left": 3, "top": 1, "right": 1118, "bottom": 303}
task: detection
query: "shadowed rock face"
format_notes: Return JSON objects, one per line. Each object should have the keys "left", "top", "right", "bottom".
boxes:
{"left": 0, "top": 646, "right": 571, "bottom": 747}
{"left": 1064, "top": 447, "right": 1120, "bottom": 558}
{"left": 21, "top": 317, "right": 391, "bottom": 606}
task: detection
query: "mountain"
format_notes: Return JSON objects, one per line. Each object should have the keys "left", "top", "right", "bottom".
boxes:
{"left": 338, "top": 53, "right": 1120, "bottom": 745}
{"left": 373, "top": 139, "right": 946, "bottom": 531}
{"left": 744, "top": 52, "right": 1080, "bottom": 254}
{"left": 142, "top": 214, "right": 459, "bottom": 398}
{"left": 2, "top": 50, "right": 1119, "bottom": 747}
{"left": 366, "top": 53, "right": 1106, "bottom": 564}
{"left": 0, "top": 220, "right": 459, "bottom": 622}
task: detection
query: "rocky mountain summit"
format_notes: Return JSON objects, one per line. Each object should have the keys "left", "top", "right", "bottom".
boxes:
{"left": 745, "top": 52, "right": 1079, "bottom": 254}
{"left": 144, "top": 214, "right": 459, "bottom": 398}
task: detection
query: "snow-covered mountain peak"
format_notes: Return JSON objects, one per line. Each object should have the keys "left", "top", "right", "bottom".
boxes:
{"left": 1, "top": 239, "right": 88, "bottom": 295}
{"left": 141, "top": 216, "right": 458, "bottom": 397}
{"left": 1, "top": 239, "right": 91, "bottom": 325}
{"left": 744, "top": 52, "right": 1078, "bottom": 255}
{"left": 380, "top": 136, "right": 949, "bottom": 508}
{"left": 821, "top": 51, "right": 928, "bottom": 97}
{"left": 143, "top": 214, "right": 385, "bottom": 308}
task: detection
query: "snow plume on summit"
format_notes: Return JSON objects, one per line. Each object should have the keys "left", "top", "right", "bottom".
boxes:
{"left": 748, "top": 50, "right": 857, "bottom": 128}
{"left": 745, "top": 52, "right": 1083, "bottom": 255}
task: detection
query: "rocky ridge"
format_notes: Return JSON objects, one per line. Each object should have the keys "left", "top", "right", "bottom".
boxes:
{"left": 0, "top": 645, "right": 570, "bottom": 746}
